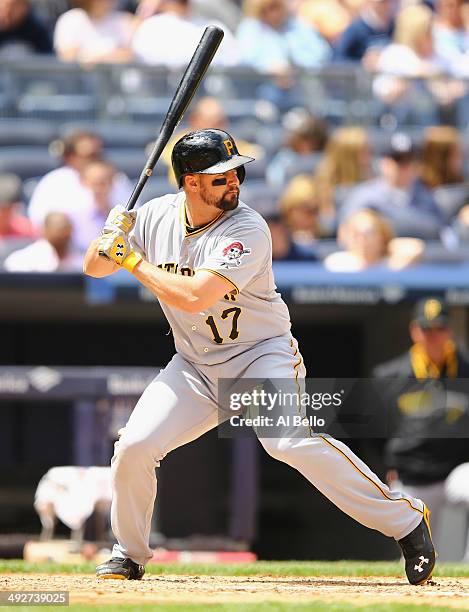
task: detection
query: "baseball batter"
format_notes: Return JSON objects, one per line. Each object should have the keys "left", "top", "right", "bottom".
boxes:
{"left": 83, "top": 129, "right": 435, "bottom": 585}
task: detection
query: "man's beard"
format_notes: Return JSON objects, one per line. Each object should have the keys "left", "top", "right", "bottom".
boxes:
{"left": 200, "top": 184, "right": 239, "bottom": 211}
{"left": 217, "top": 192, "right": 239, "bottom": 211}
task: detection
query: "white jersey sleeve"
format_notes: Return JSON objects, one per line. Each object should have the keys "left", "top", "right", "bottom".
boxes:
{"left": 128, "top": 204, "right": 149, "bottom": 259}
{"left": 196, "top": 226, "right": 270, "bottom": 295}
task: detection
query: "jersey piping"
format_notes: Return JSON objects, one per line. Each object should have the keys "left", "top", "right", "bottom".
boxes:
{"left": 319, "top": 435, "right": 424, "bottom": 515}
{"left": 196, "top": 268, "right": 240, "bottom": 295}
{"left": 180, "top": 198, "right": 225, "bottom": 238}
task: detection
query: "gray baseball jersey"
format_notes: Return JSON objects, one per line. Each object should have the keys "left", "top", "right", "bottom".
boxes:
{"left": 129, "top": 191, "right": 291, "bottom": 365}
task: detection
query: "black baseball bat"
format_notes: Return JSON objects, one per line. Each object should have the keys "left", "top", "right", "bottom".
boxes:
{"left": 125, "top": 25, "right": 224, "bottom": 211}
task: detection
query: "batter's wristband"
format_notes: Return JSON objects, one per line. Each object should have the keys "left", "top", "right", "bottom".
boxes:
{"left": 122, "top": 251, "right": 143, "bottom": 273}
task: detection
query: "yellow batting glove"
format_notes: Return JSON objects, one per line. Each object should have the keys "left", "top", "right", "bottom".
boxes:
{"left": 98, "top": 230, "right": 143, "bottom": 273}
{"left": 102, "top": 205, "right": 137, "bottom": 235}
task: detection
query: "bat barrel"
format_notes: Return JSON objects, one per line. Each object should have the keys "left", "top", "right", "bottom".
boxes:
{"left": 125, "top": 25, "right": 224, "bottom": 211}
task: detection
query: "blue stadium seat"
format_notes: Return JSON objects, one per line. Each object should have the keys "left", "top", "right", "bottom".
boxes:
{"left": 107, "top": 148, "right": 169, "bottom": 178}
{"left": 0, "top": 147, "right": 58, "bottom": 180}
{"left": 282, "top": 153, "right": 323, "bottom": 184}
{"left": 251, "top": 122, "right": 284, "bottom": 154}
{"left": 58, "top": 121, "right": 155, "bottom": 149}
{"left": 120, "top": 97, "right": 174, "bottom": 123}
{"left": 433, "top": 184, "right": 469, "bottom": 222}
{"left": 0, "top": 71, "right": 16, "bottom": 119}
{"left": 222, "top": 99, "right": 262, "bottom": 123}
{"left": 300, "top": 65, "right": 367, "bottom": 124}
{"left": 241, "top": 180, "right": 281, "bottom": 216}
{"left": 0, "top": 120, "right": 58, "bottom": 146}
{"left": 11, "top": 59, "right": 99, "bottom": 96}
{"left": 22, "top": 176, "right": 42, "bottom": 205}
{"left": 227, "top": 118, "right": 263, "bottom": 143}
{"left": 17, "top": 94, "right": 98, "bottom": 121}
{"left": 26, "top": 0, "right": 73, "bottom": 29}
{"left": 218, "top": 68, "right": 271, "bottom": 101}
{"left": 313, "top": 239, "right": 340, "bottom": 259}
{"left": 8, "top": 59, "right": 101, "bottom": 121}
{"left": 110, "top": 65, "right": 172, "bottom": 99}
{"left": 135, "top": 178, "right": 174, "bottom": 207}
{"left": 423, "top": 240, "right": 469, "bottom": 262}
{"left": 245, "top": 156, "right": 267, "bottom": 180}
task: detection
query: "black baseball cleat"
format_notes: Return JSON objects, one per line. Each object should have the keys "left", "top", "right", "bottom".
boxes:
{"left": 96, "top": 557, "right": 145, "bottom": 580}
{"left": 397, "top": 506, "right": 436, "bottom": 585}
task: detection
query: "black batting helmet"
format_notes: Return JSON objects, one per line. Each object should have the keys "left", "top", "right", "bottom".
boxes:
{"left": 171, "top": 128, "right": 255, "bottom": 187}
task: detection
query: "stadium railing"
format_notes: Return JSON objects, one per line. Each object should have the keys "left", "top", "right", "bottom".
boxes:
{"left": 1, "top": 58, "right": 467, "bottom": 128}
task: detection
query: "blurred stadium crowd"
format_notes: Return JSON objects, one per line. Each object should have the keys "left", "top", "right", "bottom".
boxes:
{"left": 0, "top": 0, "right": 468, "bottom": 273}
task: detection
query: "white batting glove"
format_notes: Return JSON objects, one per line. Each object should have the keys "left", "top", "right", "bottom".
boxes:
{"left": 98, "top": 229, "right": 142, "bottom": 273}
{"left": 102, "top": 205, "right": 137, "bottom": 235}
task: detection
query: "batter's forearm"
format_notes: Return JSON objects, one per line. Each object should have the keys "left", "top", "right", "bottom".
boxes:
{"left": 132, "top": 260, "right": 207, "bottom": 313}
{"left": 83, "top": 238, "right": 120, "bottom": 278}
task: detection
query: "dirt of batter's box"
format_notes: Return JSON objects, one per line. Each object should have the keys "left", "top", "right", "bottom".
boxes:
{"left": 1, "top": 573, "right": 469, "bottom": 608}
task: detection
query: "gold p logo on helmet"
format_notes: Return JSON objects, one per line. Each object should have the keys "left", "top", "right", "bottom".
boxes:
{"left": 424, "top": 299, "right": 441, "bottom": 321}
{"left": 223, "top": 139, "right": 234, "bottom": 156}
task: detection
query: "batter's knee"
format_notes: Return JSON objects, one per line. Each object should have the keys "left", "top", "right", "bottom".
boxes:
{"left": 259, "top": 437, "right": 296, "bottom": 462}
{"left": 112, "top": 435, "right": 161, "bottom": 469}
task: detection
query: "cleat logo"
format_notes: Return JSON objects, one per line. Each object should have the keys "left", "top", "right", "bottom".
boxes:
{"left": 414, "top": 556, "right": 429, "bottom": 572}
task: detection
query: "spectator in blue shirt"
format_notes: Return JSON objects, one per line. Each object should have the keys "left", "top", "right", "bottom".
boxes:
{"left": 265, "top": 213, "right": 319, "bottom": 261}
{"left": 334, "top": 0, "right": 394, "bottom": 65}
{"left": 340, "top": 133, "right": 446, "bottom": 240}
{"left": 236, "top": 0, "right": 331, "bottom": 110}
{"left": 0, "top": 0, "right": 53, "bottom": 56}
{"left": 237, "top": 0, "right": 331, "bottom": 72}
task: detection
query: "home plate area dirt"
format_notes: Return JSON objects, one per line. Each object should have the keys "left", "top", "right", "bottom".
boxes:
{"left": 2, "top": 573, "right": 469, "bottom": 607}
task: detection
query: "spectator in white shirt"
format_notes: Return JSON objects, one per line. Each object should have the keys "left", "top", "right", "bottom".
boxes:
{"left": 132, "top": 0, "right": 240, "bottom": 68}
{"left": 4, "top": 212, "right": 83, "bottom": 272}
{"left": 324, "top": 209, "right": 424, "bottom": 272}
{"left": 375, "top": 4, "right": 445, "bottom": 86}
{"left": 28, "top": 130, "right": 132, "bottom": 233}
{"left": 373, "top": 4, "right": 465, "bottom": 124}
{"left": 135, "top": 0, "right": 242, "bottom": 32}
{"left": 54, "top": 0, "right": 134, "bottom": 65}
{"left": 433, "top": 0, "right": 469, "bottom": 74}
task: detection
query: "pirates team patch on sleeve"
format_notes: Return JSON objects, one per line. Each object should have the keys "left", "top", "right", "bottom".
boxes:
{"left": 220, "top": 241, "right": 251, "bottom": 267}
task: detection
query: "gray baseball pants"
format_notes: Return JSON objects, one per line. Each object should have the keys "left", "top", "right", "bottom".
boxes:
{"left": 110, "top": 335, "right": 425, "bottom": 564}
